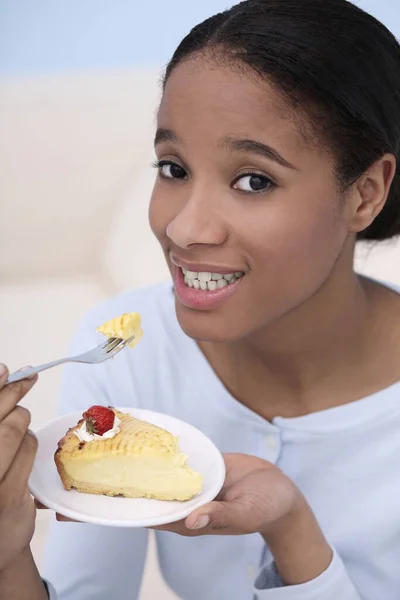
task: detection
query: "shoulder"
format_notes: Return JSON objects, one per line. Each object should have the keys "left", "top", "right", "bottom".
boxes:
{"left": 364, "top": 277, "right": 400, "bottom": 383}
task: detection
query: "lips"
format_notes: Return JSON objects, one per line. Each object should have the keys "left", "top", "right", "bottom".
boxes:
{"left": 170, "top": 254, "right": 245, "bottom": 276}
{"left": 173, "top": 265, "right": 244, "bottom": 311}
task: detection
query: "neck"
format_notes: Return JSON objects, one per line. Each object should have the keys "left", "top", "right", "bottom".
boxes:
{"left": 242, "top": 267, "right": 370, "bottom": 383}
{"left": 200, "top": 255, "right": 381, "bottom": 419}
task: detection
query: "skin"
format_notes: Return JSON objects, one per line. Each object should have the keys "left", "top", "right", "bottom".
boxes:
{"left": 0, "top": 368, "right": 47, "bottom": 599}
{"left": 1, "top": 55, "right": 399, "bottom": 594}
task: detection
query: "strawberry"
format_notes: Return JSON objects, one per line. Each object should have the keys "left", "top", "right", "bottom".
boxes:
{"left": 82, "top": 405, "right": 115, "bottom": 436}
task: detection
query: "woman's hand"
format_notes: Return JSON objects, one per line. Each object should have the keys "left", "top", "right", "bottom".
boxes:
{"left": 0, "top": 364, "right": 39, "bottom": 573}
{"left": 155, "top": 453, "right": 333, "bottom": 585}
{"left": 155, "top": 453, "right": 300, "bottom": 535}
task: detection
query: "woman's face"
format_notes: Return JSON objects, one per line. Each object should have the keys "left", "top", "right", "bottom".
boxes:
{"left": 149, "top": 57, "right": 351, "bottom": 342}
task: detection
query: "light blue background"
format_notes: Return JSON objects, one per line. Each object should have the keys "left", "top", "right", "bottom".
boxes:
{"left": 0, "top": 0, "right": 398, "bottom": 76}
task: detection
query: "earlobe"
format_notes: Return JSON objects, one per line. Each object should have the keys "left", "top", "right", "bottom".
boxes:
{"left": 348, "top": 153, "right": 396, "bottom": 234}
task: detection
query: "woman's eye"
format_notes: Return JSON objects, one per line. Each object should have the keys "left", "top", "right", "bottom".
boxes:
{"left": 233, "top": 174, "right": 274, "bottom": 193}
{"left": 156, "top": 161, "right": 187, "bottom": 180}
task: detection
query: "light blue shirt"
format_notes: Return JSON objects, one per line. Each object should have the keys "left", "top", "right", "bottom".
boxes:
{"left": 43, "top": 281, "right": 400, "bottom": 599}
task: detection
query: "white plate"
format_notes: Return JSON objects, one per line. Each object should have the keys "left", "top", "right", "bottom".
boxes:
{"left": 29, "top": 408, "right": 225, "bottom": 527}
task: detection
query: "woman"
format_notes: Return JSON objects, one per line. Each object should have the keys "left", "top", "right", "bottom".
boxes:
{"left": 1, "top": 0, "right": 400, "bottom": 598}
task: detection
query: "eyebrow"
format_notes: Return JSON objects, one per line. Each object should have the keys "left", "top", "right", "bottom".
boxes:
{"left": 154, "top": 128, "right": 297, "bottom": 171}
{"left": 154, "top": 128, "right": 181, "bottom": 146}
{"left": 222, "top": 136, "right": 298, "bottom": 170}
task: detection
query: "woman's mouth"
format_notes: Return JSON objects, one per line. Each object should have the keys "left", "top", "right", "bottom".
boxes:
{"left": 182, "top": 269, "right": 244, "bottom": 291}
{"left": 173, "top": 265, "right": 245, "bottom": 310}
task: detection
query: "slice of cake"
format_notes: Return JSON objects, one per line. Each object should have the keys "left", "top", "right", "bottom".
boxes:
{"left": 97, "top": 312, "right": 143, "bottom": 348}
{"left": 55, "top": 406, "right": 203, "bottom": 501}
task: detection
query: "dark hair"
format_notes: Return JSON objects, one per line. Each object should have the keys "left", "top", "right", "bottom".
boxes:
{"left": 163, "top": 0, "right": 400, "bottom": 241}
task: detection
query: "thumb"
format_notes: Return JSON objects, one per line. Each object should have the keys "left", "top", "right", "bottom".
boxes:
{"left": 185, "top": 500, "right": 251, "bottom": 532}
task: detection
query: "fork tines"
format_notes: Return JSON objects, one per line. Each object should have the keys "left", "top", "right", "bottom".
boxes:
{"left": 103, "top": 337, "right": 124, "bottom": 353}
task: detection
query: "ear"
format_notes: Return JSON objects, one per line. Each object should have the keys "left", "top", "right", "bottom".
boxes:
{"left": 347, "top": 153, "right": 396, "bottom": 234}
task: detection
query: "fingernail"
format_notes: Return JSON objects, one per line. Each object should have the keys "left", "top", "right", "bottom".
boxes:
{"left": 0, "top": 364, "right": 7, "bottom": 377}
{"left": 190, "top": 515, "right": 210, "bottom": 530}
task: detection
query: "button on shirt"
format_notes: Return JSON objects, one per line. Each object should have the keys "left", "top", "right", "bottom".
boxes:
{"left": 43, "top": 282, "right": 400, "bottom": 600}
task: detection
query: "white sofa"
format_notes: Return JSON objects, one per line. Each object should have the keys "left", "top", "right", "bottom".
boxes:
{"left": 1, "top": 69, "right": 399, "bottom": 599}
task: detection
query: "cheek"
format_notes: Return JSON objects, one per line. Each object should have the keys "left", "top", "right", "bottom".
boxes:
{"left": 149, "top": 185, "right": 170, "bottom": 243}
{"left": 242, "top": 189, "right": 346, "bottom": 287}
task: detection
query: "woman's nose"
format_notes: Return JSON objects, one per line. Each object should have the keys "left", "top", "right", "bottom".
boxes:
{"left": 166, "top": 193, "right": 228, "bottom": 249}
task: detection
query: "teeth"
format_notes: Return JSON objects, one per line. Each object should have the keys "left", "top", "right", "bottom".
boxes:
{"left": 198, "top": 272, "right": 212, "bottom": 282}
{"left": 181, "top": 267, "right": 244, "bottom": 291}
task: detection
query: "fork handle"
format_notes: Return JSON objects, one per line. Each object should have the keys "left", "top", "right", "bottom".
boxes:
{"left": 6, "top": 358, "right": 69, "bottom": 384}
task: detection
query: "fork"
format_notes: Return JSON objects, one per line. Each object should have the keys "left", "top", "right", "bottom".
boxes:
{"left": 5, "top": 336, "right": 134, "bottom": 385}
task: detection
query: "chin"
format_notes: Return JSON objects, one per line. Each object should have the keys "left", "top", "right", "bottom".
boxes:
{"left": 174, "top": 299, "right": 248, "bottom": 343}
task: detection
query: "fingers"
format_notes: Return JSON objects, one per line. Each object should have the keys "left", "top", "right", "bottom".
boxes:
{"left": 210, "top": 454, "right": 258, "bottom": 501}
{"left": 3, "top": 429, "right": 38, "bottom": 493}
{"left": 34, "top": 499, "right": 80, "bottom": 522}
{"left": 152, "top": 501, "right": 243, "bottom": 537}
{"left": 151, "top": 519, "right": 199, "bottom": 536}
{"left": 55, "top": 513, "right": 80, "bottom": 523}
{"left": 0, "top": 407, "right": 32, "bottom": 480}
{"left": 152, "top": 507, "right": 236, "bottom": 537}
{"left": 0, "top": 364, "right": 38, "bottom": 421}
{"left": 184, "top": 498, "right": 255, "bottom": 534}
{"left": 184, "top": 501, "right": 226, "bottom": 531}
{"left": 222, "top": 453, "right": 271, "bottom": 487}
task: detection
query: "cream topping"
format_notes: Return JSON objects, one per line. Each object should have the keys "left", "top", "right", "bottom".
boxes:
{"left": 73, "top": 415, "right": 121, "bottom": 442}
